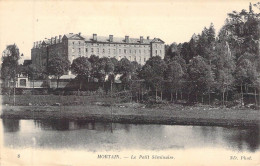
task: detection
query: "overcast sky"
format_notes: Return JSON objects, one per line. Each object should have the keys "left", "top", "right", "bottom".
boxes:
{"left": 0, "top": 0, "right": 258, "bottom": 62}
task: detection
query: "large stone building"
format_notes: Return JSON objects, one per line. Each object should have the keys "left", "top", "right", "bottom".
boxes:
{"left": 31, "top": 33, "right": 165, "bottom": 72}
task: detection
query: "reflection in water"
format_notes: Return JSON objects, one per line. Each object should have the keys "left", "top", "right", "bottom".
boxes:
{"left": 2, "top": 119, "right": 20, "bottom": 132}
{"left": 1, "top": 119, "right": 260, "bottom": 152}
{"left": 223, "top": 126, "right": 260, "bottom": 152}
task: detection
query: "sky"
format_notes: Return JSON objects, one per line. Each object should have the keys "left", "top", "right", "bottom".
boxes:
{"left": 0, "top": 0, "right": 258, "bottom": 63}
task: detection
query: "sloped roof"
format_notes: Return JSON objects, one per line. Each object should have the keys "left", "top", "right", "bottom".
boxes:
{"left": 36, "top": 33, "right": 164, "bottom": 47}
{"left": 64, "top": 33, "right": 85, "bottom": 40}
{"left": 81, "top": 35, "right": 163, "bottom": 44}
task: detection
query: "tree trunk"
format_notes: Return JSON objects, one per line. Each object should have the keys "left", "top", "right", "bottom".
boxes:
{"left": 254, "top": 88, "right": 257, "bottom": 106}
{"left": 79, "top": 81, "right": 82, "bottom": 90}
{"left": 160, "top": 91, "right": 162, "bottom": 101}
{"left": 57, "top": 77, "right": 60, "bottom": 88}
{"left": 141, "top": 88, "right": 143, "bottom": 101}
{"left": 175, "top": 90, "right": 178, "bottom": 101}
{"left": 226, "top": 89, "right": 229, "bottom": 103}
{"left": 208, "top": 90, "right": 211, "bottom": 105}
{"left": 222, "top": 90, "right": 225, "bottom": 106}
{"left": 110, "top": 81, "right": 113, "bottom": 97}
{"left": 171, "top": 92, "right": 173, "bottom": 102}
{"left": 155, "top": 87, "right": 157, "bottom": 102}
{"left": 241, "top": 84, "right": 244, "bottom": 106}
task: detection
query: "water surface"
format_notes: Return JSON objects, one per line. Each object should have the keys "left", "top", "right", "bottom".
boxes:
{"left": 2, "top": 119, "right": 260, "bottom": 152}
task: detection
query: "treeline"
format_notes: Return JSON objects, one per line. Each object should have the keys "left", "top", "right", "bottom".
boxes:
{"left": 1, "top": 4, "right": 260, "bottom": 107}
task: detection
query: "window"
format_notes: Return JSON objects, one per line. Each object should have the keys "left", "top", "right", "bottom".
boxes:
{"left": 160, "top": 50, "right": 162, "bottom": 54}
{"left": 97, "top": 48, "right": 99, "bottom": 54}
{"left": 108, "top": 49, "right": 110, "bottom": 54}
{"left": 130, "top": 49, "right": 132, "bottom": 53}
{"left": 114, "top": 49, "right": 116, "bottom": 54}
{"left": 103, "top": 49, "right": 105, "bottom": 53}
{"left": 119, "top": 49, "right": 121, "bottom": 54}
{"left": 72, "top": 42, "right": 74, "bottom": 45}
{"left": 78, "top": 41, "right": 80, "bottom": 45}
{"left": 144, "top": 57, "right": 146, "bottom": 62}
{"left": 86, "top": 48, "right": 88, "bottom": 52}
{"left": 91, "top": 48, "right": 94, "bottom": 53}
{"left": 72, "top": 48, "right": 75, "bottom": 53}
{"left": 134, "top": 56, "right": 136, "bottom": 61}
{"left": 79, "top": 48, "right": 81, "bottom": 52}
{"left": 156, "top": 50, "right": 158, "bottom": 55}
{"left": 124, "top": 49, "right": 126, "bottom": 54}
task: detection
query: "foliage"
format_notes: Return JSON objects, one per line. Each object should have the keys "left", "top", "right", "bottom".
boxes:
{"left": 1, "top": 44, "right": 20, "bottom": 82}
{"left": 47, "top": 56, "right": 70, "bottom": 88}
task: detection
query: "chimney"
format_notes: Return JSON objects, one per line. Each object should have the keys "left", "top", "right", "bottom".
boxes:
{"left": 39, "top": 40, "right": 42, "bottom": 47}
{"left": 125, "top": 36, "right": 129, "bottom": 43}
{"left": 36, "top": 41, "right": 39, "bottom": 48}
{"left": 55, "top": 36, "right": 57, "bottom": 44}
{"left": 78, "top": 32, "right": 81, "bottom": 36}
{"left": 51, "top": 37, "right": 53, "bottom": 44}
{"left": 93, "top": 34, "right": 97, "bottom": 41}
{"left": 59, "top": 35, "right": 62, "bottom": 43}
{"left": 140, "top": 36, "right": 143, "bottom": 43}
{"left": 109, "top": 35, "right": 113, "bottom": 42}
{"left": 147, "top": 36, "right": 150, "bottom": 40}
{"left": 33, "top": 42, "right": 36, "bottom": 48}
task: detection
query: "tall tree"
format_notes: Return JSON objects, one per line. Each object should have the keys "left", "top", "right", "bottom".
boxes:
{"left": 165, "top": 60, "right": 184, "bottom": 101}
{"left": 1, "top": 44, "right": 20, "bottom": 87}
{"left": 140, "top": 56, "right": 167, "bottom": 101}
{"left": 187, "top": 56, "right": 214, "bottom": 103}
{"left": 213, "top": 42, "right": 235, "bottom": 105}
{"left": 235, "top": 58, "right": 257, "bottom": 106}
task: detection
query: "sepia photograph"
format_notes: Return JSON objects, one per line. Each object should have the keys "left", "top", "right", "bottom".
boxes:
{"left": 0, "top": 0, "right": 259, "bottom": 165}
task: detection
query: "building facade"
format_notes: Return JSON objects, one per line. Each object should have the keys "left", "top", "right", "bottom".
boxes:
{"left": 31, "top": 33, "right": 165, "bottom": 72}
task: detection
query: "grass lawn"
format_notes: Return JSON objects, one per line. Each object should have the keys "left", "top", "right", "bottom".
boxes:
{"left": 1, "top": 94, "right": 260, "bottom": 126}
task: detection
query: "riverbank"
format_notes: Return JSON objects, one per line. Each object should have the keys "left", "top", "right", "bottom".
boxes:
{"left": 1, "top": 104, "right": 260, "bottom": 126}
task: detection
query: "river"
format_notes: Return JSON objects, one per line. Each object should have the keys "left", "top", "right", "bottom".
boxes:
{"left": 1, "top": 119, "right": 259, "bottom": 152}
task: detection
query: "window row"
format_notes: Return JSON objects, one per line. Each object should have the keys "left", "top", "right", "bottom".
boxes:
{"left": 84, "top": 48, "right": 151, "bottom": 54}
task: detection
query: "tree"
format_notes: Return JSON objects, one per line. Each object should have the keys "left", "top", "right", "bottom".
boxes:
{"left": 115, "top": 58, "right": 134, "bottom": 90}
{"left": 1, "top": 44, "right": 20, "bottom": 87}
{"left": 47, "top": 56, "right": 70, "bottom": 88}
{"left": 235, "top": 58, "right": 257, "bottom": 106}
{"left": 165, "top": 60, "right": 184, "bottom": 101}
{"left": 187, "top": 56, "right": 214, "bottom": 103}
{"left": 88, "top": 54, "right": 100, "bottom": 81}
{"left": 71, "top": 56, "right": 92, "bottom": 90}
{"left": 140, "top": 56, "right": 167, "bottom": 101}
{"left": 212, "top": 42, "right": 235, "bottom": 105}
